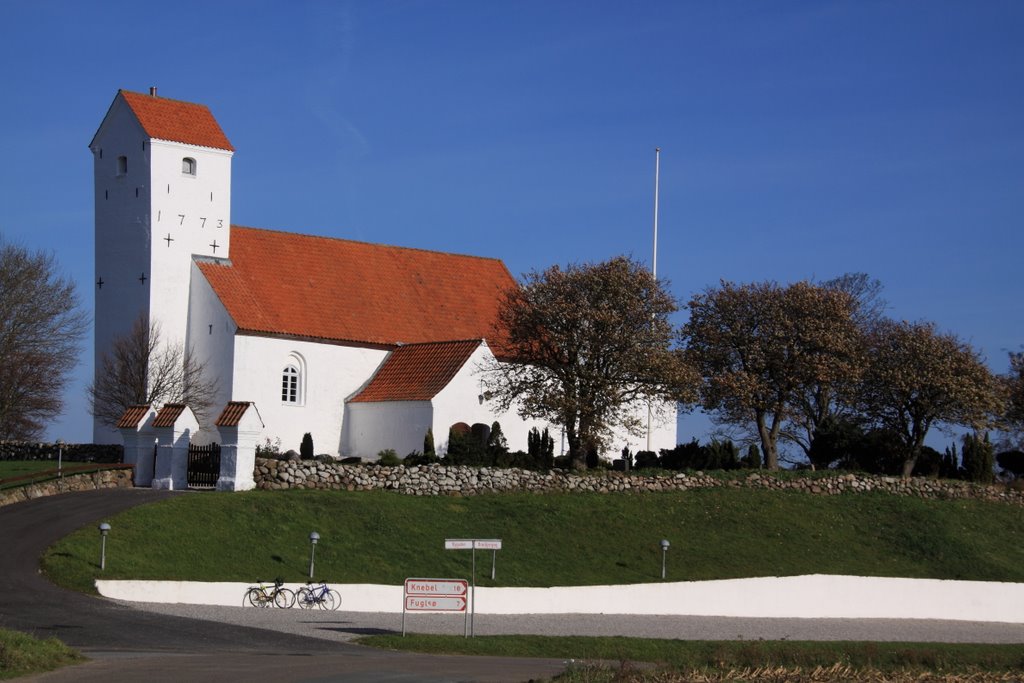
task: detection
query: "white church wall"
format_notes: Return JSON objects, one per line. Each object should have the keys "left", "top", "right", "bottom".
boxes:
{"left": 92, "top": 100, "right": 154, "bottom": 443}
{"left": 231, "top": 336, "right": 388, "bottom": 456}
{"left": 148, "top": 139, "right": 232, "bottom": 352}
{"left": 186, "top": 264, "right": 238, "bottom": 441}
{"left": 433, "top": 345, "right": 547, "bottom": 455}
{"left": 344, "top": 401, "right": 433, "bottom": 459}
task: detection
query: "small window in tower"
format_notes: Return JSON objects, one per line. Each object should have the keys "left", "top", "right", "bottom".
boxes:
{"left": 117, "top": 156, "right": 128, "bottom": 176}
{"left": 182, "top": 157, "right": 197, "bottom": 176}
{"left": 281, "top": 365, "right": 301, "bottom": 404}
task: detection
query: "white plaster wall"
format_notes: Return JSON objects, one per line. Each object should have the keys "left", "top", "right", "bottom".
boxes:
{"left": 231, "top": 336, "right": 388, "bottom": 455}
{"left": 186, "top": 264, "right": 237, "bottom": 441}
{"left": 96, "top": 575, "right": 1024, "bottom": 622}
{"left": 344, "top": 401, "right": 433, "bottom": 459}
{"left": 148, "top": 140, "right": 232, "bottom": 352}
{"left": 91, "top": 99, "right": 153, "bottom": 443}
{"left": 434, "top": 346, "right": 551, "bottom": 454}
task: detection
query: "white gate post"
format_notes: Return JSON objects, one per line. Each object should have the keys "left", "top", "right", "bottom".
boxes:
{"left": 150, "top": 404, "right": 199, "bottom": 490}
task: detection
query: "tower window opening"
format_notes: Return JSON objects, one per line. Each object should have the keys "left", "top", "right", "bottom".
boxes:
{"left": 182, "top": 157, "right": 197, "bottom": 176}
{"left": 117, "top": 156, "right": 127, "bottom": 176}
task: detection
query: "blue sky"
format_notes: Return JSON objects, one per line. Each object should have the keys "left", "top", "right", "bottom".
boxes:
{"left": 1, "top": 1, "right": 1022, "bottom": 448}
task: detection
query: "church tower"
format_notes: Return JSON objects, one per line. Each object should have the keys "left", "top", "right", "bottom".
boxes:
{"left": 90, "top": 89, "right": 233, "bottom": 442}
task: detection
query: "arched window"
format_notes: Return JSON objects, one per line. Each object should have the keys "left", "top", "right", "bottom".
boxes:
{"left": 281, "top": 365, "right": 300, "bottom": 404}
{"left": 117, "top": 155, "right": 128, "bottom": 176}
{"left": 182, "top": 157, "right": 197, "bottom": 176}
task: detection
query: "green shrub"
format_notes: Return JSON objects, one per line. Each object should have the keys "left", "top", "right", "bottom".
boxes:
{"left": 300, "top": 433, "right": 314, "bottom": 460}
{"left": 377, "top": 449, "right": 401, "bottom": 466}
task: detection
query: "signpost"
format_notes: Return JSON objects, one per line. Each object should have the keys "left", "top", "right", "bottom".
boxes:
{"left": 402, "top": 578, "right": 469, "bottom": 636}
{"left": 444, "top": 538, "right": 502, "bottom": 636}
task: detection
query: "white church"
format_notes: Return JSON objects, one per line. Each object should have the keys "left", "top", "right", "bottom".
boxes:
{"left": 91, "top": 88, "right": 676, "bottom": 487}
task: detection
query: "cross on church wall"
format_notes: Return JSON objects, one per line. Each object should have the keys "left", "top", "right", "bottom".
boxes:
{"left": 164, "top": 233, "right": 174, "bottom": 247}
{"left": 209, "top": 240, "right": 219, "bottom": 253}
{"left": 139, "top": 273, "right": 147, "bottom": 284}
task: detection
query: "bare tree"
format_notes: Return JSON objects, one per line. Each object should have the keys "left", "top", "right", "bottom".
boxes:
{"left": 1001, "top": 349, "right": 1024, "bottom": 448}
{"left": 88, "top": 315, "right": 220, "bottom": 429}
{"left": 484, "top": 256, "right": 697, "bottom": 470}
{"left": 855, "top": 319, "right": 1003, "bottom": 478}
{"left": 0, "top": 241, "right": 89, "bottom": 440}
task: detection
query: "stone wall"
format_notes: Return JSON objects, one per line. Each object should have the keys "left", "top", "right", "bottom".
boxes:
{"left": 0, "top": 467, "right": 135, "bottom": 509}
{"left": 254, "top": 458, "right": 1024, "bottom": 505}
{"left": 0, "top": 441, "right": 123, "bottom": 463}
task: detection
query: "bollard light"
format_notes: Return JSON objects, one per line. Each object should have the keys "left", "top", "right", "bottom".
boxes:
{"left": 308, "top": 531, "right": 320, "bottom": 579}
{"left": 99, "top": 522, "right": 111, "bottom": 570}
{"left": 659, "top": 539, "right": 670, "bottom": 580}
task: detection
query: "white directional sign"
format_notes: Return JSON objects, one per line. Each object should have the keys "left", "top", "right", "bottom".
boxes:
{"left": 404, "top": 578, "right": 469, "bottom": 613}
{"left": 404, "top": 578, "right": 468, "bottom": 596}
{"left": 405, "top": 596, "right": 467, "bottom": 611}
{"left": 445, "top": 539, "right": 502, "bottom": 550}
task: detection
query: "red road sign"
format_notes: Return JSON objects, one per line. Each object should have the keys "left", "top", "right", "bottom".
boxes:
{"left": 405, "top": 596, "right": 467, "bottom": 611}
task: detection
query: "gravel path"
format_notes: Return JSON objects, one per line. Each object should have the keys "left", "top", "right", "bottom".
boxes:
{"left": 120, "top": 601, "right": 1024, "bottom": 644}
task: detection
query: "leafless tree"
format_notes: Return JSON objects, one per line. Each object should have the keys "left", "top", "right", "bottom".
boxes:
{"left": 88, "top": 315, "right": 220, "bottom": 429}
{"left": 484, "top": 256, "right": 698, "bottom": 470}
{"left": 0, "top": 241, "right": 89, "bottom": 440}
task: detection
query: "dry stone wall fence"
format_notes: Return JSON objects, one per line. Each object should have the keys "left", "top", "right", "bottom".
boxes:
{"left": 254, "top": 458, "right": 1024, "bottom": 506}
{"left": 0, "top": 441, "right": 123, "bottom": 463}
{"left": 0, "top": 467, "right": 134, "bottom": 509}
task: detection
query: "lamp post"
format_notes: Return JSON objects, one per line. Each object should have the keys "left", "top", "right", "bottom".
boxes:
{"left": 308, "top": 531, "right": 320, "bottom": 579}
{"left": 660, "top": 539, "right": 670, "bottom": 580}
{"left": 56, "top": 439, "right": 64, "bottom": 477}
{"left": 99, "top": 523, "right": 111, "bottom": 570}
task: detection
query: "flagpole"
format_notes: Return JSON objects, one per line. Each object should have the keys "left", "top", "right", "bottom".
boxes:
{"left": 647, "top": 147, "right": 660, "bottom": 452}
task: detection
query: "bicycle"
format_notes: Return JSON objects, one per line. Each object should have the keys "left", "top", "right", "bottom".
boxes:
{"left": 296, "top": 581, "right": 341, "bottom": 610}
{"left": 244, "top": 578, "right": 295, "bottom": 608}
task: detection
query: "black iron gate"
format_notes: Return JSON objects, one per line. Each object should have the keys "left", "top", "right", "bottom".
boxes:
{"left": 187, "top": 443, "right": 221, "bottom": 489}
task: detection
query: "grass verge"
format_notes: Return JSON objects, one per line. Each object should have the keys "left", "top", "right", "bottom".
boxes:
{"left": 0, "top": 628, "right": 85, "bottom": 680}
{"left": 42, "top": 486, "right": 1024, "bottom": 594}
{"left": 356, "top": 635, "right": 1024, "bottom": 677}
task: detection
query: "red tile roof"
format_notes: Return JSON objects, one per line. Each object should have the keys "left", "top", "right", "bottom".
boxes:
{"left": 197, "top": 227, "right": 515, "bottom": 356}
{"left": 116, "top": 404, "right": 151, "bottom": 429}
{"left": 350, "top": 340, "right": 482, "bottom": 403}
{"left": 153, "top": 403, "right": 188, "bottom": 428}
{"left": 119, "top": 90, "right": 234, "bottom": 151}
{"left": 216, "top": 401, "right": 254, "bottom": 427}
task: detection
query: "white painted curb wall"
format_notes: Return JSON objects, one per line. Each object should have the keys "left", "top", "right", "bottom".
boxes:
{"left": 96, "top": 575, "right": 1024, "bottom": 623}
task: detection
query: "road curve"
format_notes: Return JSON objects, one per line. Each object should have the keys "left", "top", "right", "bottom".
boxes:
{"left": 0, "top": 489, "right": 567, "bottom": 682}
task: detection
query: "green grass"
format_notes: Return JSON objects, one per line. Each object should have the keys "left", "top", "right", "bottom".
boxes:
{"left": 0, "top": 628, "right": 84, "bottom": 680}
{"left": 354, "top": 634, "right": 1024, "bottom": 674}
{"left": 41, "top": 487, "right": 1024, "bottom": 594}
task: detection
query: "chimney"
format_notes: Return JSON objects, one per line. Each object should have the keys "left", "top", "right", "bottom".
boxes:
{"left": 149, "top": 87, "right": 158, "bottom": 97}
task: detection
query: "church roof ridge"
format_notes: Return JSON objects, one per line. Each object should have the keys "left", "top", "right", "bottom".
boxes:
{"left": 230, "top": 224, "right": 510, "bottom": 267}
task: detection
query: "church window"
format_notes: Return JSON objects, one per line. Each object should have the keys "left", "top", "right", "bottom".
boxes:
{"left": 117, "top": 155, "right": 128, "bottom": 176}
{"left": 182, "top": 157, "right": 197, "bottom": 176}
{"left": 282, "top": 365, "right": 301, "bottom": 404}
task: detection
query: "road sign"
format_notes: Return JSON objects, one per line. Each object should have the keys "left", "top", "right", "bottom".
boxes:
{"left": 445, "top": 538, "right": 502, "bottom": 550}
{"left": 404, "top": 578, "right": 468, "bottom": 596}
{"left": 405, "top": 596, "right": 467, "bottom": 611}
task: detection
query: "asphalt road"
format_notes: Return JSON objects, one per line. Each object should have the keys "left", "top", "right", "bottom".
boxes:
{"left": 3, "top": 488, "right": 1023, "bottom": 683}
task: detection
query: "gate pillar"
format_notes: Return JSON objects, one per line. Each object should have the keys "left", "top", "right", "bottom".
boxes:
{"left": 151, "top": 404, "right": 200, "bottom": 490}
{"left": 214, "top": 401, "right": 264, "bottom": 492}
{"left": 116, "top": 405, "right": 157, "bottom": 486}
